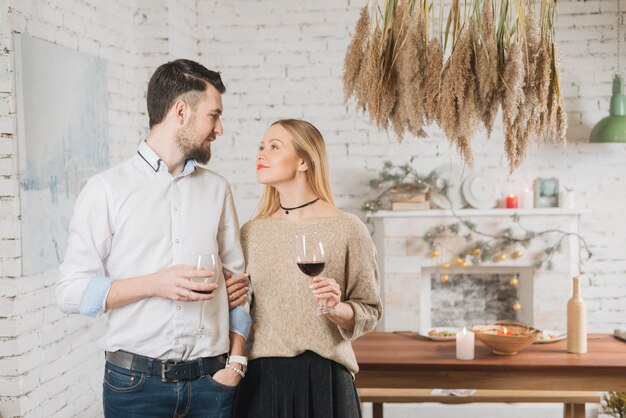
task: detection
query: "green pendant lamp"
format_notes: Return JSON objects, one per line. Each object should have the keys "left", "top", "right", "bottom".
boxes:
{"left": 589, "top": 0, "right": 626, "bottom": 143}
{"left": 589, "top": 74, "right": 626, "bottom": 143}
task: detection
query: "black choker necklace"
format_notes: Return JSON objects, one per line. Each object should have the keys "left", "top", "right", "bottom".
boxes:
{"left": 280, "top": 197, "right": 320, "bottom": 214}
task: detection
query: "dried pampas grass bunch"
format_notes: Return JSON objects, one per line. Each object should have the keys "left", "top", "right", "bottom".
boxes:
{"left": 343, "top": 0, "right": 566, "bottom": 172}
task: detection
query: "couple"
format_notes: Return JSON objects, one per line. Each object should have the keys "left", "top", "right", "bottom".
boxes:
{"left": 56, "top": 59, "right": 382, "bottom": 418}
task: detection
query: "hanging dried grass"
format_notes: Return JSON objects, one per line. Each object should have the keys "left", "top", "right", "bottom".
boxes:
{"left": 404, "top": 14, "right": 429, "bottom": 136}
{"left": 556, "top": 103, "right": 567, "bottom": 144}
{"left": 360, "top": 26, "right": 383, "bottom": 116}
{"left": 343, "top": 6, "right": 371, "bottom": 102}
{"left": 543, "top": 40, "right": 567, "bottom": 144}
{"left": 343, "top": 0, "right": 567, "bottom": 172}
{"left": 440, "top": 25, "right": 478, "bottom": 165}
{"left": 379, "top": 74, "right": 397, "bottom": 131}
{"left": 525, "top": 8, "right": 541, "bottom": 127}
{"left": 423, "top": 38, "right": 443, "bottom": 125}
{"left": 502, "top": 41, "right": 525, "bottom": 171}
{"left": 535, "top": 38, "right": 552, "bottom": 138}
{"left": 476, "top": 0, "right": 500, "bottom": 136}
{"left": 386, "top": 0, "right": 412, "bottom": 137}
{"left": 553, "top": 43, "right": 567, "bottom": 144}
{"left": 511, "top": 6, "right": 541, "bottom": 168}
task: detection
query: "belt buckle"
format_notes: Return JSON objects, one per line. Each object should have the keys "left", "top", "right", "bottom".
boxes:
{"left": 161, "top": 360, "right": 181, "bottom": 383}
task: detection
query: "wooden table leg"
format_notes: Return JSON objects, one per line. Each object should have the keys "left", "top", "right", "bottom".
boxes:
{"left": 563, "top": 403, "right": 587, "bottom": 418}
{"left": 372, "top": 402, "right": 383, "bottom": 418}
{"left": 563, "top": 403, "right": 572, "bottom": 418}
{"left": 572, "top": 403, "right": 586, "bottom": 418}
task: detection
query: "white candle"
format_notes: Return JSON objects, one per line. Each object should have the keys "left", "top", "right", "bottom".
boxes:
{"left": 520, "top": 188, "right": 534, "bottom": 209}
{"left": 456, "top": 327, "right": 475, "bottom": 360}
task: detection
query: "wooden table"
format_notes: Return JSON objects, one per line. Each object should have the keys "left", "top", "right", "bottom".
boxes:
{"left": 353, "top": 332, "right": 626, "bottom": 417}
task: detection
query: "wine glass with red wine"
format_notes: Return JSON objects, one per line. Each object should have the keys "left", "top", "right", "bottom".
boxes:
{"left": 190, "top": 252, "right": 217, "bottom": 336}
{"left": 295, "top": 233, "right": 333, "bottom": 315}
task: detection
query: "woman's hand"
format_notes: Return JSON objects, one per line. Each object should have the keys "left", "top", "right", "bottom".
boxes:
{"left": 225, "top": 271, "right": 249, "bottom": 309}
{"left": 309, "top": 276, "right": 341, "bottom": 309}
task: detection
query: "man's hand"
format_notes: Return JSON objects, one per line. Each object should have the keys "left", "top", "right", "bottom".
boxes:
{"left": 151, "top": 265, "right": 217, "bottom": 302}
{"left": 211, "top": 367, "right": 241, "bottom": 387}
{"left": 224, "top": 270, "right": 249, "bottom": 309}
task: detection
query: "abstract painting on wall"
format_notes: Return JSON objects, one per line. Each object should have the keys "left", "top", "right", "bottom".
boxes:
{"left": 14, "top": 35, "right": 109, "bottom": 275}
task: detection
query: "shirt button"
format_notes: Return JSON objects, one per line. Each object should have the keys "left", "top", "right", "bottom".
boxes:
{"left": 175, "top": 340, "right": 180, "bottom": 345}
{"left": 175, "top": 239, "right": 180, "bottom": 244}
{"left": 176, "top": 305, "right": 181, "bottom": 310}
{"left": 173, "top": 207, "right": 178, "bottom": 212}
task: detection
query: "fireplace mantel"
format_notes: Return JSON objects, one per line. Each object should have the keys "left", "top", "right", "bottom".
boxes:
{"left": 367, "top": 208, "right": 582, "bottom": 332}
{"left": 367, "top": 208, "right": 582, "bottom": 218}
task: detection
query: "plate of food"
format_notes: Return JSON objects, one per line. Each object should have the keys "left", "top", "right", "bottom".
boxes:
{"left": 419, "top": 327, "right": 459, "bottom": 341}
{"left": 534, "top": 330, "right": 566, "bottom": 344}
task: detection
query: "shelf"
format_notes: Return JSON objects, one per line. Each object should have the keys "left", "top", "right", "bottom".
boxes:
{"left": 366, "top": 208, "right": 583, "bottom": 218}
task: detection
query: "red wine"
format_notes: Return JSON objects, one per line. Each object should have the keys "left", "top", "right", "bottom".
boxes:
{"left": 194, "top": 290, "right": 213, "bottom": 295}
{"left": 297, "top": 262, "right": 325, "bottom": 277}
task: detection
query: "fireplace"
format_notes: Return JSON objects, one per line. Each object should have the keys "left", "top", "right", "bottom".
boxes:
{"left": 429, "top": 271, "right": 527, "bottom": 327}
{"left": 368, "top": 208, "right": 581, "bottom": 332}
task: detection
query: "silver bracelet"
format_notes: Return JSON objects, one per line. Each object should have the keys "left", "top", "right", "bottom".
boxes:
{"left": 227, "top": 365, "right": 245, "bottom": 378}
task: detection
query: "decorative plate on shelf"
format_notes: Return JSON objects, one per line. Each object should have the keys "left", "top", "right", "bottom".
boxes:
{"left": 534, "top": 330, "right": 566, "bottom": 344}
{"left": 418, "top": 327, "right": 460, "bottom": 341}
{"left": 462, "top": 172, "right": 497, "bottom": 209}
{"left": 429, "top": 164, "right": 467, "bottom": 209}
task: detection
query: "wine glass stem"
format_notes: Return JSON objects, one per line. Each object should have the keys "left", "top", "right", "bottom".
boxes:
{"left": 199, "top": 301, "right": 205, "bottom": 333}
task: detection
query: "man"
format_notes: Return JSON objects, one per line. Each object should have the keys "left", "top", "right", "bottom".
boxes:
{"left": 57, "top": 59, "right": 250, "bottom": 417}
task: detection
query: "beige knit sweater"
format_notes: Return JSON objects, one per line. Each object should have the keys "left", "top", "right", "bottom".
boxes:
{"left": 240, "top": 213, "right": 382, "bottom": 374}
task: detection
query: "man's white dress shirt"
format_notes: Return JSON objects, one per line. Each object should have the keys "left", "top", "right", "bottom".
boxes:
{"left": 57, "top": 141, "right": 250, "bottom": 361}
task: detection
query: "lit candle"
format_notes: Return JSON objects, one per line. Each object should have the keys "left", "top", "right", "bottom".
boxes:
{"left": 496, "top": 327, "right": 513, "bottom": 336}
{"left": 520, "top": 188, "right": 533, "bottom": 209}
{"left": 456, "top": 327, "right": 475, "bottom": 360}
{"left": 505, "top": 194, "right": 518, "bottom": 209}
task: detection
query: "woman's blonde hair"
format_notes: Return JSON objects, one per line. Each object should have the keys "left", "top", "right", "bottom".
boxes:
{"left": 254, "top": 119, "right": 335, "bottom": 219}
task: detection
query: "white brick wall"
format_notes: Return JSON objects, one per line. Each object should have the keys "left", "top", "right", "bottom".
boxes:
{"left": 0, "top": 0, "right": 624, "bottom": 417}
{"left": 200, "top": 0, "right": 626, "bottom": 332}
{"left": 0, "top": 0, "right": 180, "bottom": 417}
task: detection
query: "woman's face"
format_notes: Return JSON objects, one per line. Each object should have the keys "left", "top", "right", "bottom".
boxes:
{"left": 256, "top": 124, "right": 303, "bottom": 185}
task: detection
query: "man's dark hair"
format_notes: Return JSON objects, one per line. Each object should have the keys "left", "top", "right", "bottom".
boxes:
{"left": 147, "top": 59, "right": 226, "bottom": 128}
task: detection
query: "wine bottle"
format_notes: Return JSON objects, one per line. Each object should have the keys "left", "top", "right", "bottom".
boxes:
{"left": 567, "top": 276, "right": 587, "bottom": 354}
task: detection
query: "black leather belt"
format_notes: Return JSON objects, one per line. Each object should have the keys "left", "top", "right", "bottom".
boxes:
{"left": 105, "top": 350, "right": 227, "bottom": 383}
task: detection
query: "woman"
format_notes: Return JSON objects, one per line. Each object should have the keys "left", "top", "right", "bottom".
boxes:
{"left": 231, "top": 119, "right": 382, "bottom": 418}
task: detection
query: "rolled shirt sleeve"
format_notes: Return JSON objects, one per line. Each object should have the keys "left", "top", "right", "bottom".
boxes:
{"left": 219, "top": 186, "right": 252, "bottom": 339}
{"left": 57, "top": 176, "right": 113, "bottom": 317}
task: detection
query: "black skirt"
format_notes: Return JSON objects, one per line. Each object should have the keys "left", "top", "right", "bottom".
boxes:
{"left": 231, "top": 351, "right": 362, "bottom": 418}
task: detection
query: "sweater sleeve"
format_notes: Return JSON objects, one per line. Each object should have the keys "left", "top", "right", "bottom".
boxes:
{"left": 337, "top": 216, "right": 383, "bottom": 341}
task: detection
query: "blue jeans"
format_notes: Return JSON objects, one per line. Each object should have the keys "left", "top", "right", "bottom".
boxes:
{"left": 103, "top": 361, "right": 236, "bottom": 418}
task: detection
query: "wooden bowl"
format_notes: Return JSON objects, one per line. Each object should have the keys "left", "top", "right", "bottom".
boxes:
{"left": 471, "top": 322, "right": 541, "bottom": 355}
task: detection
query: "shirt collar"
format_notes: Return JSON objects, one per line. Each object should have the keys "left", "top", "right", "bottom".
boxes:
{"left": 137, "top": 141, "right": 162, "bottom": 172}
{"left": 136, "top": 141, "right": 197, "bottom": 177}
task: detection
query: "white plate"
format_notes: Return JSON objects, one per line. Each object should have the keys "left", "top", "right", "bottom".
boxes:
{"left": 462, "top": 172, "right": 497, "bottom": 209}
{"left": 429, "top": 164, "right": 467, "bottom": 209}
{"left": 534, "top": 330, "right": 566, "bottom": 344}
{"left": 418, "top": 327, "right": 460, "bottom": 341}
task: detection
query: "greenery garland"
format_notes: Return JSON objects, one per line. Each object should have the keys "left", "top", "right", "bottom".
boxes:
{"left": 364, "top": 160, "right": 593, "bottom": 271}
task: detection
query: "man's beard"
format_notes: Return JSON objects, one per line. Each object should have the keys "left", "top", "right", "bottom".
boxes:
{"left": 176, "top": 126, "right": 213, "bottom": 165}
